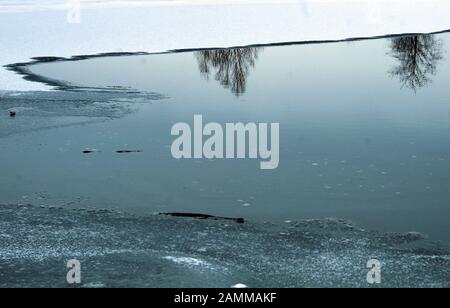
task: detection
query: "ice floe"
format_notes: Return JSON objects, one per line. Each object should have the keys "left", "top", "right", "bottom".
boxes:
{"left": 0, "top": 90, "right": 162, "bottom": 138}
{"left": 0, "top": 204, "right": 448, "bottom": 287}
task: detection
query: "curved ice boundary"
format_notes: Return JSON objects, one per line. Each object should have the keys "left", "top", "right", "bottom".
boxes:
{"left": 1, "top": 1, "right": 450, "bottom": 91}
{"left": 0, "top": 204, "right": 448, "bottom": 288}
{"left": 5, "top": 28, "right": 450, "bottom": 93}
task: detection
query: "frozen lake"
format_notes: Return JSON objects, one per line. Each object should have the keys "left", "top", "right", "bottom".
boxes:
{"left": 1, "top": 0, "right": 450, "bottom": 285}
{"left": 1, "top": 33, "right": 450, "bottom": 247}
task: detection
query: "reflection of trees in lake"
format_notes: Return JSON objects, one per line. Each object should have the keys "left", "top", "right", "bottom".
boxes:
{"left": 389, "top": 35, "right": 443, "bottom": 92}
{"left": 195, "top": 48, "right": 261, "bottom": 96}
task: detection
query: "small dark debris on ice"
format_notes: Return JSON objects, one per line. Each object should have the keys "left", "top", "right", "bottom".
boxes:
{"left": 82, "top": 149, "right": 100, "bottom": 154}
{"left": 116, "top": 150, "right": 142, "bottom": 153}
{"left": 82, "top": 149, "right": 142, "bottom": 154}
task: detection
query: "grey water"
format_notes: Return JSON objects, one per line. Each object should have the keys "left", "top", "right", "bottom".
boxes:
{"left": 1, "top": 33, "right": 450, "bottom": 249}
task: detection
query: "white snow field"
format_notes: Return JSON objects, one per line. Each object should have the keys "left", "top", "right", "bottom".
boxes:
{"left": 1, "top": 0, "right": 450, "bottom": 90}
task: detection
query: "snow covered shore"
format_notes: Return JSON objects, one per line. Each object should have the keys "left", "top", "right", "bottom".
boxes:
{"left": 1, "top": 0, "right": 450, "bottom": 90}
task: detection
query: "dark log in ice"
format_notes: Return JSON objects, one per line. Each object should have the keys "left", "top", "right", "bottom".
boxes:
{"left": 160, "top": 212, "right": 245, "bottom": 223}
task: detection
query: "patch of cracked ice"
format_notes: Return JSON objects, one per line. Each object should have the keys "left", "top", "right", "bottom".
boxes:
{"left": 0, "top": 204, "right": 448, "bottom": 287}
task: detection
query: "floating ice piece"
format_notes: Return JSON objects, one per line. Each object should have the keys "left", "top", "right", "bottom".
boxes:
{"left": 0, "top": 204, "right": 448, "bottom": 288}
{"left": 231, "top": 283, "right": 248, "bottom": 289}
{"left": 163, "top": 256, "right": 209, "bottom": 267}
{"left": 82, "top": 282, "right": 106, "bottom": 288}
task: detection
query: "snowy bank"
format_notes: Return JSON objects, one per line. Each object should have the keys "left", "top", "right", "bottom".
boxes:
{"left": 1, "top": 0, "right": 450, "bottom": 90}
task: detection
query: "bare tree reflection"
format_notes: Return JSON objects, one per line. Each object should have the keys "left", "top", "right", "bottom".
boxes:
{"left": 195, "top": 48, "right": 261, "bottom": 96}
{"left": 389, "top": 35, "right": 443, "bottom": 92}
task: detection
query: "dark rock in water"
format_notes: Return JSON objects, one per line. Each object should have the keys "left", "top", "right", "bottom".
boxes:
{"left": 82, "top": 149, "right": 100, "bottom": 154}
{"left": 9, "top": 111, "right": 16, "bottom": 117}
{"left": 116, "top": 150, "right": 142, "bottom": 153}
{"left": 160, "top": 212, "right": 245, "bottom": 224}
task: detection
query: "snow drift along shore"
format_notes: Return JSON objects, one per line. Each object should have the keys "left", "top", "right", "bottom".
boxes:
{"left": 1, "top": 0, "right": 450, "bottom": 90}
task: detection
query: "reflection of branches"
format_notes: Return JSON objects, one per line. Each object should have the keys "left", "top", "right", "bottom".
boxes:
{"left": 389, "top": 35, "right": 443, "bottom": 92}
{"left": 195, "top": 48, "right": 261, "bottom": 96}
